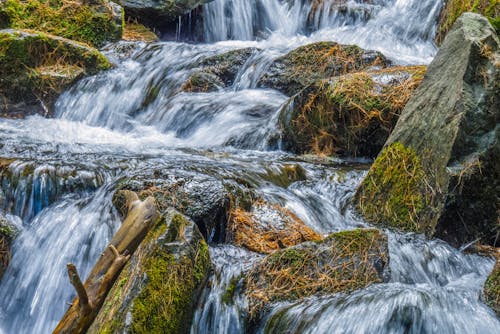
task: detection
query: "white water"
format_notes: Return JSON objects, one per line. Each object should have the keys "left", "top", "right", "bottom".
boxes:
{"left": 0, "top": 0, "right": 498, "bottom": 333}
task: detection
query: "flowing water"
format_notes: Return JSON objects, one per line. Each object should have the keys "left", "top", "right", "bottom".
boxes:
{"left": 0, "top": 0, "right": 499, "bottom": 333}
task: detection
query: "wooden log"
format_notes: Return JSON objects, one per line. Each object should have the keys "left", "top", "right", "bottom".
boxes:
{"left": 53, "top": 190, "right": 159, "bottom": 334}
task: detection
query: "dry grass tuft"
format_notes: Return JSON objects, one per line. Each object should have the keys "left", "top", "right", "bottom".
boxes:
{"left": 123, "top": 22, "right": 158, "bottom": 43}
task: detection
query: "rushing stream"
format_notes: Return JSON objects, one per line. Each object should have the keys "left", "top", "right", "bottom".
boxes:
{"left": 0, "top": 0, "right": 499, "bottom": 333}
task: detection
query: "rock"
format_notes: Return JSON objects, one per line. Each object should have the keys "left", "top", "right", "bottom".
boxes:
{"left": 0, "top": 29, "right": 111, "bottom": 118}
{"left": 0, "top": 214, "right": 20, "bottom": 280}
{"left": 484, "top": 256, "right": 500, "bottom": 317}
{"left": 228, "top": 200, "right": 321, "bottom": 254}
{"left": 436, "top": 0, "right": 499, "bottom": 45}
{"left": 245, "top": 228, "right": 389, "bottom": 321}
{"left": 257, "top": 42, "right": 389, "bottom": 96}
{"left": 259, "top": 163, "right": 307, "bottom": 188}
{"left": 113, "top": 171, "right": 230, "bottom": 242}
{"left": 122, "top": 22, "right": 159, "bottom": 42}
{"left": 278, "top": 66, "right": 426, "bottom": 157}
{"left": 181, "top": 47, "right": 258, "bottom": 93}
{"left": 307, "top": 0, "right": 381, "bottom": 30}
{"left": 0, "top": 0, "right": 124, "bottom": 47}
{"left": 88, "top": 210, "right": 211, "bottom": 334}
{"left": 119, "top": 0, "right": 212, "bottom": 28}
{"left": 355, "top": 13, "right": 499, "bottom": 246}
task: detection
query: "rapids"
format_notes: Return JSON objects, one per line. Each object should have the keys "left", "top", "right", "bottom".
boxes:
{"left": 0, "top": 0, "right": 498, "bottom": 333}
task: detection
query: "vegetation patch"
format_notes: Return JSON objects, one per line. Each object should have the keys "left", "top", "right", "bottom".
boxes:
{"left": 122, "top": 21, "right": 158, "bottom": 42}
{"left": 484, "top": 256, "right": 500, "bottom": 317}
{"left": 245, "top": 228, "right": 388, "bottom": 319}
{"left": 280, "top": 66, "right": 426, "bottom": 157}
{"left": 436, "top": 0, "right": 499, "bottom": 44}
{"left": 356, "top": 142, "right": 433, "bottom": 232}
{"left": 0, "top": 0, "right": 123, "bottom": 47}
{"left": 229, "top": 201, "right": 321, "bottom": 254}
{"left": 260, "top": 163, "right": 307, "bottom": 188}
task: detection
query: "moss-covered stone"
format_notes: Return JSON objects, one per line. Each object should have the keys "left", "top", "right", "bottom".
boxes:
{"left": 259, "top": 163, "right": 307, "bottom": 188}
{"left": 122, "top": 21, "right": 158, "bottom": 42}
{"left": 0, "top": 214, "right": 20, "bottom": 280}
{"left": 356, "top": 142, "right": 433, "bottom": 233}
{"left": 0, "top": 0, "right": 123, "bottom": 47}
{"left": 484, "top": 257, "right": 500, "bottom": 317}
{"left": 245, "top": 228, "right": 388, "bottom": 321}
{"left": 436, "top": 0, "right": 499, "bottom": 44}
{"left": 88, "top": 210, "right": 211, "bottom": 334}
{"left": 258, "top": 42, "right": 390, "bottom": 96}
{"left": 0, "top": 29, "right": 111, "bottom": 118}
{"left": 279, "top": 66, "right": 426, "bottom": 157}
{"left": 355, "top": 13, "right": 500, "bottom": 246}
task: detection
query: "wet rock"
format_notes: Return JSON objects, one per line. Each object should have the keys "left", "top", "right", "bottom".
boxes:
{"left": 0, "top": 29, "right": 111, "bottom": 118}
{"left": 88, "top": 210, "right": 211, "bottom": 334}
{"left": 259, "top": 163, "right": 307, "bottom": 188}
{"left": 257, "top": 42, "right": 389, "bottom": 96}
{"left": 278, "top": 66, "right": 426, "bottom": 157}
{"left": 0, "top": 0, "right": 124, "bottom": 47}
{"left": 307, "top": 0, "right": 382, "bottom": 29}
{"left": 484, "top": 256, "right": 500, "bottom": 317}
{"left": 355, "top": 13, "right": 500, "bottom": 246}
{"left": 119, "top": 0, "right": 212, "bottom": 28}
{"left": 181, "top": 47, "right": 258, "bottom": 92}
{"left": 245, "top": 228, "right": 389, "bottom": 322}
{"left": 228, "top": 200, "right": 321, "bottom": 254}
{"left": 0, "top": 214, "right": 20, "bottom": 280}
{"left": 114, "top": 171, "right": 230, "bottom": 242}
{"left": 436, "top": 0, "right": 499, "bottom": 44}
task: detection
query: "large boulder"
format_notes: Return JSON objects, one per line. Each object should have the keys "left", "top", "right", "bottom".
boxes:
{"left": 484, "top": 256, "right": 500, "bottom": 317}
{"left": 0, "top": 0, "right": 123, "bottom": 47}
{"left": 436, "top": 0, "right": 499, "bottom": 44}
{"left": 355, "top": 13, "right": 499, "bottom": 246}
{"left": 88, "top": 210, "right": 211, "bottom": 334}
{"left": 278, "top": 66, "right": 426, "bottom": 157}
{"left": 0, "top": 29, "right": 111, "bottom": 118}
{"left": 245, "top": 228, "right": 389, "bottom": 322}
{"left": 0, "top": 214, "right": 20, "bottom": 280}
{"left": 257, "top": 42, "right": 389, "bottom": 96}
{"left": 181, "top": 47, "right": 259, "bottom": 93}
{"left": 113, "top": 170, "right": 230, "bottom": 242}
{"left": 119, "top": 0, "right": 211, "bottom": 28}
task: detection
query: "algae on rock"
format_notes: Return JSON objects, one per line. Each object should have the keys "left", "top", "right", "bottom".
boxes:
{"left": 88, "top": 210, "right": 211, "bottom": 334}
{"left": 484, "top": 257, "right": 500, "bottom": 317}
{"left": 356, "top": 13, "right": 500, "bottom": 246}
{"left": 279, "top": 66, "right": 426, "bottom": 157}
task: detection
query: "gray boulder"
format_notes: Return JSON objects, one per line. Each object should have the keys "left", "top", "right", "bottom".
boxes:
{"left": 355, "top": 13, "right": 499, "bottom": 246}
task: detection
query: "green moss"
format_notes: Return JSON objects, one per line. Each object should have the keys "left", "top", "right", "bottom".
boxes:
{"left": 261, "top": 164, "right": 307, "bottom": 188}
{"left": 222, "top": 275, "right": 241, "bottom": 305}
{"left": 484, "top": 259, "right": 500, "bottom": 316}
{"left": 0, "top": 0, "right": 123, "bottom": 47}
{"left": 356, "top": 142, "right": 432, "bottom": 232}
{"left": 436, "top": 0, "right": 500, "bottom": 44}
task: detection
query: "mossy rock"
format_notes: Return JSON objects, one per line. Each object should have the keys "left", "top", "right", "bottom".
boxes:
{"left": 88, "top": 210, "right": 212, "bottom": 334}
{"left": 279, "top": 66, "right": 426, "bottom": 157}
{"left": 245, "top": 228, "right": 389, "bottom": 322}
{"left": 257, "top": 42, "right": 390, "bottom": 96}
{"left": 0, "top": 214, "right": 20, "bottom": 280}
{"left": 484, "top": 257, "right": 500, "bottom": 317}
{"left": 436, "top": 0, "right": 499, "bottom": 45}
{"left": 0, "top": 0, "right": 124, "bottom": 47}
{"left": 259, "top": 163, "right": 307, "bottom": 188}
{"left": 122, "top": 21, "right": 158, "bottom": 42}
{"left": 355, "top": 13, "right": 500, "bottom": 246}
{"left": 181, "top": 47, "right": 259, "bottom": 93}
{"left": 0, "top": 29, "right": 111, "bottom": 118}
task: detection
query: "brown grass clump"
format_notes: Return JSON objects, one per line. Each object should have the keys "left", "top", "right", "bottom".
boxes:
{"left": 282, "top": 66, "right": 426, "bottom": 157}
{"left": 245, "top": 228, "right": 388, "bottom": 319}
{"left": 122, "top": 22, "right": 158, "bottom": 43}
{"left": 229, "top": 201, "right": 321, "bottom": 254}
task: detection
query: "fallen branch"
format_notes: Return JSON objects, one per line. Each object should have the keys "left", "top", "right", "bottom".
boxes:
{"left": 53, "top": 191, "right": 158, "bottom": 334}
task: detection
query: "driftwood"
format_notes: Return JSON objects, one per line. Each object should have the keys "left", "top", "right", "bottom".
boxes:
{"left": 53, "top": 191, "right": 158, "bottom": 334}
